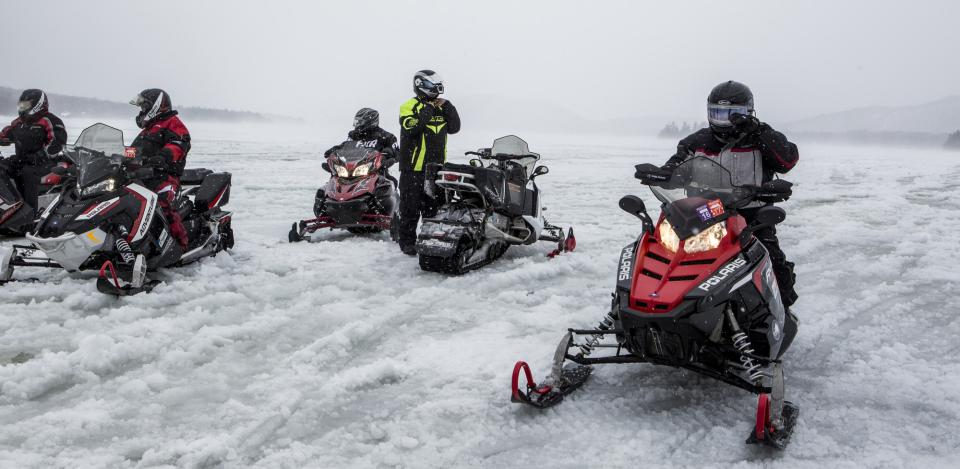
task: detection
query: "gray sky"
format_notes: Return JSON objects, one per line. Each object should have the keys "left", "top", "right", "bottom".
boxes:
{"left": 3, "top": 0, "right": 959, "bottom": 126}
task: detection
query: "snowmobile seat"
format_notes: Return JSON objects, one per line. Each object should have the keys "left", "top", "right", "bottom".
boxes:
{"left": 181, "top": 168, "right": 213, "bottom": 186}
{"left": 194, "top": 172, "right": 232, "bottom": 212}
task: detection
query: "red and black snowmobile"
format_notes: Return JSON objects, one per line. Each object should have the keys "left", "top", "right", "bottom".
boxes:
{"left": 288, "top": 141, "right": 399, "bottom": 242}
{"left": 510, "top": 156, "right": 799, "bottom": 449}
{"left": 0, "top": 123, "right": 234, "bottom": 295}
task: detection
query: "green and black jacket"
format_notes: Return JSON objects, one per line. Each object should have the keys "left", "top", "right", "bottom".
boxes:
{"left": 398, "top": 98, "right": 461, "bottom": 172}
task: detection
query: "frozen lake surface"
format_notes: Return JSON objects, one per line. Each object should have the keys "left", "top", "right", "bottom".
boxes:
{"left": 2, "top": 120, "right": 959, "bottom": 468}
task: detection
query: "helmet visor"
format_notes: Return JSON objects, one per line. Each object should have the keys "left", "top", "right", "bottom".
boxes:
{"left": 708, "top": 104, "right": 752, "bottom": 127}
{"left": 417, "top": 75, "right": 444, "bottom": 95}
{"left": 129, "top": 95, "right": 151, "bottom": 112}
{"left": 17, "top": 100, "right": 32, "bottom": 113}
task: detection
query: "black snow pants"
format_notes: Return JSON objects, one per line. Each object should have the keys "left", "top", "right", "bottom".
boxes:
{"left": 398, "top": 169, "right": 439, "bottom": 249}
{"left": 17, "top": 163, "right": 52, "bottom": 213}
{"left": 741, "top": 208, "right": 798, "bottom": 307}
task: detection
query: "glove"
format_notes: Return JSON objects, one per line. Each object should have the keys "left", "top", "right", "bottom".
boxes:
{"left": 730, "top": 113, "right": 761, "bottom": 135}
{"left": 417, "top": 103, "right": 436, "bottom": 125}
{"left": 146, "top": 155, "right": 170, "bottom": 175}
{"left": 0, "top": 126, "right": 13, "bottom": 146}
{"left": 634, "top": 163, "right": 672, "bottom": 185}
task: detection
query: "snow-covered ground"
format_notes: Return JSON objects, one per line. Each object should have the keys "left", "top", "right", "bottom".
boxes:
{"left": 2, "top": 120, "right": 959, "bottom": 468}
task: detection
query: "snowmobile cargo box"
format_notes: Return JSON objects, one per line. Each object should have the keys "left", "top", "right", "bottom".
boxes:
{"left": 180, "top": 168, "right": 213, "bottom": 186}
{"left": 194, "top": 172, "right": 231, "bottom": 211}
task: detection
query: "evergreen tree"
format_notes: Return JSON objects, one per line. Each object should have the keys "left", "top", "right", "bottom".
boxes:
{"left": 945, "top": 130, "right": 960, "bottom": 150}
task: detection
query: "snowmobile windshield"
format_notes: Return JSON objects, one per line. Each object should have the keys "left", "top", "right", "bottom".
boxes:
{"left": 70, "top": 124, "right": 126, "bottom": 191}
{"left": 490, "top": 135, "right": 540, "bottom": 160}
{"left": 333, "top": 142, "right": 379, "bottom": 163}
{"left": 649, "top": 156, "right": 755, "bottom": 239}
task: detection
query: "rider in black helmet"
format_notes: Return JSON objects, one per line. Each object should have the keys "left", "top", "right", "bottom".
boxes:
{"left": 652, "top": 81, "right": 800, "bottom": 307}
{"left": 0, "top": 89, "right": 68, "bottom": 214}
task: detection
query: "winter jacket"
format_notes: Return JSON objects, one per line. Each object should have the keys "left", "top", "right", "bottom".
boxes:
{"left": 398, "top": 98, "right": 460, "bottom": 172}
{"left": 325, "top": 127, "right": 399, "bottom": 159}
{"left": 130, "top": 111, "right": 191, "bottom": 185}
{"left": 0, "top": 113, "right": 68, "bottom": 174}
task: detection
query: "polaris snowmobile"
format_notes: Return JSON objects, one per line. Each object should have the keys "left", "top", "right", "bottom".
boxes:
{"left": 510, "top": 156, "right": 799, "bottom": 449}
{"left": 416, "top": 135, "right": 575, "bottom": 274}
{"left": 0, "top": 152, "right": 66, "bottom": 236}
{"left": 0, "top": 123, "right": 234, "bottom": 296}
{"left": 288, "top": 141, "right": 399, "bottom": 242}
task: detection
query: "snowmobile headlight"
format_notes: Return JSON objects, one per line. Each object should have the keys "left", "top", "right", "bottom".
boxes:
{"left": 658, "top": 219, "right": 680, "bottom": 253}
{"left": 683, "top": 222, "right": 727, "bottom": 253}
{"left": 352, "top": 163, "right": 371, "bottom": 177}
{"left": 334, "top": 164, "right": 350, "bottom": 178}
{"left": 80, "top": 178, "right": 117, "bottom": 198}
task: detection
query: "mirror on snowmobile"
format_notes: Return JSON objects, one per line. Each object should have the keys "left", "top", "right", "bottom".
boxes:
{"left": 738, "top": 205, "right": 786, "bottom": 248}
{"left": 321, "top": 162, "right": 331, "bottom": 173}
{"left": 531, "top": 165, "right": 549, "bottom": 179}
{"left": 753, "top": 205, "right": 786, "bottom": 227}
{"left": 469, "top": 158, "right": 483, "bottom": 167}
{"left": 619, "top": 195, "right": 646, "bottom": 217}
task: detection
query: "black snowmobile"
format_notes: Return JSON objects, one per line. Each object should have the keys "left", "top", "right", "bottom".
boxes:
{"left": 510, "top": 156, "right": 799, "bottom": 449}
{"left": 416, "top": 135, "right": 575, "bottom": 274}
{"left": 0, "top": 123, "right": 234, "bottom": 295}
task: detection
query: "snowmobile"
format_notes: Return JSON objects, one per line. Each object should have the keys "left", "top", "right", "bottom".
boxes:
{"left": 510, "top": 156, "right": 799, "bottom": 449}
{"left": 288, "top": 141, "right": 399, "bottom": 242}
{"left": 416, "top": 135, "right": 575, "bottom": 274}
{"left": 0, "top": 152, "right": 66, "bottom": 236}
{"left": 0, "top": 123, "right": 234, "bottom": 296}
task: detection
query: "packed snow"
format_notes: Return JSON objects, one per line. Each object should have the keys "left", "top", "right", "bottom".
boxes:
{"left": 2, "top": 120, "right": 959, "bottom": 468}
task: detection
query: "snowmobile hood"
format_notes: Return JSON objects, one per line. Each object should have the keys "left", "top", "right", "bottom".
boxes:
{"left": 26, "top": 228, "right": 109, "bottom": 272}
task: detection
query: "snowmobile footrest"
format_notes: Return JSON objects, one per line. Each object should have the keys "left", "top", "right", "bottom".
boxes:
{"left": 746, "top": 399, "right": 799, "bottom": 449}
{"left": 510, "top": 361, "right": 592, "bottom": 409}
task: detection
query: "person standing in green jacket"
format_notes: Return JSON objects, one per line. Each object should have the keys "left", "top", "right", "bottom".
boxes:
{"left": 397, "top": 69, "right": 461, "bottom": 255}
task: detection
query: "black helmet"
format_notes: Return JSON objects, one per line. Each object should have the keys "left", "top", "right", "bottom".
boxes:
{"left": 130, "top": 88, "right": 173, "bottom": 128}
{"left": 413, "top": 70, "right": 444, "bottom": 99}
{"left": 353, "top": 108, "right": 379, "bottom": 133}
{"left": 17, "top": 89, "right": 48, "bottom": 122}
{"left": 707, "top": 80, "right": 755, "bottom": 137}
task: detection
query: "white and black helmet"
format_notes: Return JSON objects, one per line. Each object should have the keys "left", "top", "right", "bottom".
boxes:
{"left": 17, "top": 89, "right": 48, "bottom": 121}
{"left": 413, "top": 70, "right": 444, "bottom": 99}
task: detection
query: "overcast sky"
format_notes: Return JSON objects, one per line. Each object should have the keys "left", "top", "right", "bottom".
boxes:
{"left": 3, "top": 0, "right": 959, "bottom": 126}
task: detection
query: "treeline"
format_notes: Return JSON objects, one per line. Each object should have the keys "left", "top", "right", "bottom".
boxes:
{"left": 0, "top": 86, "right": 287, "bottom": 123}
{"left": 946, "top": 130, "right": 960, "bottom": 150}
{"left": 658, "top": 121, "right": 707, "bottom": 139}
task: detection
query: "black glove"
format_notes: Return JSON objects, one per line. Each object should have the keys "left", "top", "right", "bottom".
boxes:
{"left": 146, "top": 155, "right": 170, "bottom": 175}
{"left": 730, "top": 113, "right": 761, "bottom": 135}
{"left": 634, "top": 163, "right": 672, "bottom": 185}
{"left": 756, "top": 179, "right": 793, "bottom": 203}
{"left": 417, "top": 103, "right": 436, "bottom": 125}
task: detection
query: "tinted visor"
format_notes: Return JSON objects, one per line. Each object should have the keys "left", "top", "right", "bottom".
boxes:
{"left": 708, "top": 104, "right": 752, "bottom": 127}
{"left": 129, "top": 95, "right": 151, "bottom": 112}
{"left": 17, "top": 100, "right": 32, "bottom": 113}
{"left": 419, "top": 78, "right": 444, "bottom": 94}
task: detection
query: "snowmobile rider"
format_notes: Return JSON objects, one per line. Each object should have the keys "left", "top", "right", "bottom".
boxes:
{"left": 0, "top": 89, "right": 68, "bottom": 213}
{"left": 129, "top": 88, "right": 191, "bottom": 250}
{"left": 323, "top": 107, "right": 399, "bottom": 184}
{"left": 315, "top": 108, "right": 400, "bottom": 216}
{"left": 648, "top": 80, "right": 799, "bottom": 307}
{"left": 397, "top": 69, "right": 461, "bottom": 255}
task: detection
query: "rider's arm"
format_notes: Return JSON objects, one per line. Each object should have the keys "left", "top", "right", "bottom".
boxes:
{"left": 756, "top": 124, "right": 798, "bottom": 173}
{"left": 44, "top": 116, "right": 68, "bottom": 155}
{"left": 440, "top": 101, "right": 460, "bottom": 135}
{"left": 159, "top": 118, "right": 191, "bottom": 176}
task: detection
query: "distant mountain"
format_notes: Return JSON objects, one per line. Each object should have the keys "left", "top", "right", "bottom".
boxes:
{"left": 0, "top": 86, "right": 300, "bottom": 123}
{"left": 785, "top": 96, "right": 960, "bottom": 134}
